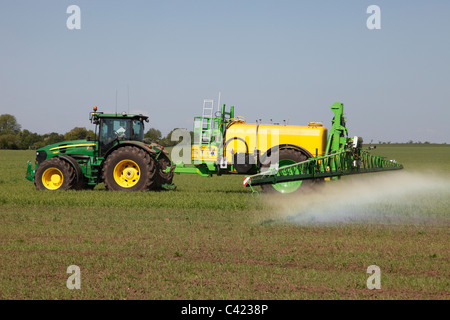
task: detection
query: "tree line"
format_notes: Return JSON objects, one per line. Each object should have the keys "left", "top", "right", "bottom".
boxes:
{"left": 3, "top": 114, "right": 444, "bottom": 150}
{"left": 0, "top": 114, "right": 191, "bottom": 150}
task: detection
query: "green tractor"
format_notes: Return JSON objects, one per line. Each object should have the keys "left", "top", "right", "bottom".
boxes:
{"left": 26, "top": 107, "right": 175, "bottom": 191}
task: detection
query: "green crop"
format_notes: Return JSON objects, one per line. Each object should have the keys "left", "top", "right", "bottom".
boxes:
{"left": 0, "top": 145, "right": 448, "bottom": 299}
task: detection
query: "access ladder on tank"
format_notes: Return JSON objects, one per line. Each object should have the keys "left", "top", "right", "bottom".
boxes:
{"left": 200, "top": 99, "right": 215, "bottom": 145}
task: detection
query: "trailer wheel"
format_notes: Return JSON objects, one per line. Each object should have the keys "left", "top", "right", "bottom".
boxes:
{"left": 103, "top": 146, "right": 156, "bottom": 191}
{"left": 260, "top": 148, "right": 315, "bottom": 194}
{"left": 35, "top": 158, "right": 77, "bottom": 191}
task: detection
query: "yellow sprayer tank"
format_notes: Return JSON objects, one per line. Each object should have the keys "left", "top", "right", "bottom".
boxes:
{"left": 223, "top": 122, "right": 327, "bottom": 163}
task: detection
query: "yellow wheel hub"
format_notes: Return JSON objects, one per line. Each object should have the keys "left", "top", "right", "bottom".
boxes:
{"left": 42, "top": 168, "right": 64, "bottom": 190}
{"left": 113, "top": 160, "right": 141, "bottom": 188}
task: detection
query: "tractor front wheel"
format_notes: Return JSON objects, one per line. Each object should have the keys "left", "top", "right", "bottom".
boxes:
{"left": 102, "top": 146, "right": 156, "bottom": 191}
{"left": 35, "top": 158, "right": 77, "bottom": 191}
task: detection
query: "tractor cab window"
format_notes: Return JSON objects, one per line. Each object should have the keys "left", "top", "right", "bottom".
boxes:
{"left": 131, "top": 120, "right": 144, "bottom": 141}
{"left": 99, "top": 118, "right": 144, "bottom": 154}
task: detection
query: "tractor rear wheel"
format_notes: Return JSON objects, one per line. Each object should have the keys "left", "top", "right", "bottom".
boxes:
{"left": 260, "top": 148, "right": 316, "bottom": 194}
{"left": 102, "top": 146, "right": 156, "bottom": 191}
{"left": 155, "top": 153, "right": 174, "bottom": 188}
{"left": 35, "top": 158, "right": 77, "bottom": 191}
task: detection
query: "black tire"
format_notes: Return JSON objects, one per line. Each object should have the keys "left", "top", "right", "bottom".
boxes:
{"left": 155, "top": 152, "right": 174, "bottom": 188}
{"left": 260, "top": 148, "right": 316, "bottom": 194}
{"left": 102, "top": 146, "right": 156, "bottom": 191}
{"left": 35, "top": 158, "right": 77, "bottom": 191}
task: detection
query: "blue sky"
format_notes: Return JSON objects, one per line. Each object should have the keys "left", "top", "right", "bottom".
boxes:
{"left": 0, "top": 0, "right": 449, "bottom": 143}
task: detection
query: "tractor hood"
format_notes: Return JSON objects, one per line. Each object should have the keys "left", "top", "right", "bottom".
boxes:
{"left": 35, "top": 140, "right": 96, "bottom": 164}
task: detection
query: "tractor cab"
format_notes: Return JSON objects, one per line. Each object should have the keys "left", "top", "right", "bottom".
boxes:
{"left": 90, "top": 107, "right": 149, "bottom": 155}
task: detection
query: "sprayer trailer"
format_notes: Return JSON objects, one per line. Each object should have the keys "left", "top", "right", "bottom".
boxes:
{"left": 172, "top": 101, "right": 403, "bottom": 194}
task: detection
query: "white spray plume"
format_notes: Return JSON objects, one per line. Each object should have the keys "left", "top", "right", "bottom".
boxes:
{"left": 262, "top": 171, "right": 450, "bottom": 226}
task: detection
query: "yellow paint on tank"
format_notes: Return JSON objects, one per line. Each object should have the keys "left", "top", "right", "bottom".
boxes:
{"left": 191, "top": 144, "right": 219, "bottom": 162}
{"left": 224, "top": 122, "right": 327, "bottom": 162}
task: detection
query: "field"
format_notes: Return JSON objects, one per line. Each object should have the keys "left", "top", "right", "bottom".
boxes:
{"left": 0, "top": 144, "right": 449, "bottom": 300}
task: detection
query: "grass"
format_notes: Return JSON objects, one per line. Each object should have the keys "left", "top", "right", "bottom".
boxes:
{"left": 0, "top": 145, "right": 449, "bottom": 299}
